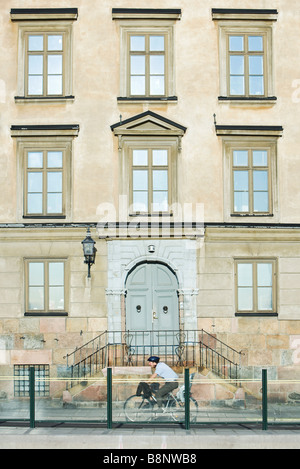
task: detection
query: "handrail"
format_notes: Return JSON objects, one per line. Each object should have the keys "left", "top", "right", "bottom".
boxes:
{"left": 65, "top": 329, "right": 243, "bottom": 388}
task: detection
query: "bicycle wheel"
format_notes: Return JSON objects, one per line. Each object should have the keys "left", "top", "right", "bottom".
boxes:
{"left": 168, "top": 397, "right": 198, "bottom": 422}
{"left": 124, "top": 395, "right": 154, "bottom": 422}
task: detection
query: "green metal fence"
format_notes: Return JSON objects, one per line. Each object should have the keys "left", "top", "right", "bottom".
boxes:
{"left": 1, "top": 368, "right": 300, "bottom": 430}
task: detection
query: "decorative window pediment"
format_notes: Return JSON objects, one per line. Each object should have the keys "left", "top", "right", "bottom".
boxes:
{"left": 111, "top": 110, "right": 186, "bottom": 137}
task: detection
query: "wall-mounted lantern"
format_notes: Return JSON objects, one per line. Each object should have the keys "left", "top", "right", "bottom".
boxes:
{"left": 81, "top": 227, "right": 97, "bottom": 278}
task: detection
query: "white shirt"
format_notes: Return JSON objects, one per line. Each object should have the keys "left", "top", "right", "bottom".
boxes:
{"left": 155, "top": 362, "right": 178, "bottom": 382}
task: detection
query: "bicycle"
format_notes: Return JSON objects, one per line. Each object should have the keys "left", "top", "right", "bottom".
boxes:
{"left": 124, "top": 374, "right": 198, "bottom": 423}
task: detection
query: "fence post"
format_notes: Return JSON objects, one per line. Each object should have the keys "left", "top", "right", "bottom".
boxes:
{"left": 262, "top": 369, "right": 268, "bottom": 431}
{"left": 184, "top": 368, "right": 190, "bottom": 430}
{"left": 107, "top": 367, "right": 112, "bottom": 429}
{"left": 29, "top": 366, "right": 35, "bottom": 429}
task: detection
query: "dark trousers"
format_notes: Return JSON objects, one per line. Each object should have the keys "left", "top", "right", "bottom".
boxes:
{"left": 156, "top": 381, "right": 178, "bottom": 407}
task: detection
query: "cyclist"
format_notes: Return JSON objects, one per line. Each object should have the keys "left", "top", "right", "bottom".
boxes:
{"left": 147, "top": 356, "right": 178, "bottom": 410}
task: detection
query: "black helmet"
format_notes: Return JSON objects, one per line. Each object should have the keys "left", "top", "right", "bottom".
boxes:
{"left": 147, "top": 356, "right": 160, "bottom": 363}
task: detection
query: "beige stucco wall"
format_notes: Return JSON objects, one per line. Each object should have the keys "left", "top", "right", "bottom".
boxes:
{"left": 0, "top": 0, "right": 300, "bottom": 224}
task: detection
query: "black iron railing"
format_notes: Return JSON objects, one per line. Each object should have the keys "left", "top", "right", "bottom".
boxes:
{"left": 64, "top": 329, "right": 243, "bottom": 388}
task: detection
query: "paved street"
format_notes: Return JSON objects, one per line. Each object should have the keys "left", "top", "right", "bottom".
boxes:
{"left": 1, "top": 399, "right": 300, "bottom": 449}
{"left": 0, "top": 422, "right": 300, "bottom": 449}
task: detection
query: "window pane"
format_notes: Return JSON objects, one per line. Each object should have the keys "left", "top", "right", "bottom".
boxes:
{"left": 253, "top": 192, "right": 269, "bottom": 212}
{"left": 233, "top": 150, "right": 248, "bottom": 167}
{"left": 130, "top": 76, "right": 145, "bottom": 95}
{"left": 253, "top": 151, "right": 268, "bottom": 167}
{"left": 49, "top": 262, "right": 64, "bottom": 286}
{"left": 230, "top": 56, "right": 244, "bottom": 75}
{"left": 28, "top": 152, "right": 43, "bottom": 168}
{"left": 49, "top": 287, "right": 64, "bottom": 310}
{"left": 133, "top": 192, "right": 148, "bottom": 212}
{"left": 258, "top": 287, "right": 272, "bottom": 310}
{"left": 27, "top": 194, "right": 43, "bottom": 213}
{"left": 48, "top": 55, "right": 62, "bottom": 74}
{"left": 234, "top": 171, "right": 248, "bottom": 190}
{"left": 248, "top": 36, "right": 263, "bottom": 52}
{"left": 47, "top": 172, "right": 62, "bottom": 192}
{"left": 229, "top": 36, "right": 244, "bottom": 51}
{"left": 249, "top": 76, "right": 264, "bottom": 95}
{"left": 28, "top": 76, "right": 43, "bottom": 95}
{"left": 253, "top": 171, "right": 268, "bottom": 191}
{"left": 28, "top": 172, "right": 43, "bottom": 192}
{"left": 29, "top": 262, "right": 44, "bottom": 286}
{"left": 152, "top": 192, "right": 168, "bottom": 211}
{"left": 234, "top": 192, "right": 249, "bottom": 212}
{"left": 230, "top": 76, "right": 245, "bottom": 95}
{"left": 150, "top": 36, "right": 165, "bottom": 51}
{"left": 47, "top": 35, "right": 63, "bottom": 51}
{"left": 237, "top": 263, "right": 253, "bottom": 287}
{"left": 238, "top": 287, "right": 253, "bottom": 310}
{"left": 153, "top": 170, "right": 168, "bottom": 190}
{"left": 249, "top": 56, "right": 263, "bottom": 75}
{"left": 47, "top": 193, "right": 63, "bottom": 213}
{"left": 257, "top": 263, "right": 273, "bottom": 287}
{"left": 153, "top": 150, "right": 168, "bottom": 166}
{"left": 28, "top": 35, "right": 43, "bottom": 51}
{"left": 130, "top": 36, "right": 145, "bottom": 51}
{"left": 150, "top": 76, "right": 165, "bottom": 95}
{"left": 47, "top": 151, "right": 63, "bottom": 168}
{"left": 133, "top": 170, "right": 148, "bottom": 190}
{"left": 47, "top": 75, "right": 63, "bottom": 95}
{"left": 28, "top": 287, "right": 44, "bottom": 310}
{"left": 150, "top": 56, "right": 164, "bottom": 75}
{"left": 28, "top": 55, "right": 43, "bottom": 74}
{"left": 131, "top": 56, "right": 145, "bottom": 74}
{"left": 133, "top": 150, "right": 148, "bottom": 166}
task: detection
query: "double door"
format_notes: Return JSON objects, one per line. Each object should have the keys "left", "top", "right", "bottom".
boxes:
{"left": 126, "top": 262, "right": 179, "bottom": 353}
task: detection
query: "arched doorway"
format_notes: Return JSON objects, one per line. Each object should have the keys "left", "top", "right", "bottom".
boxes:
{"left": 125, "top": 261, "right": 179, "bottom": 353}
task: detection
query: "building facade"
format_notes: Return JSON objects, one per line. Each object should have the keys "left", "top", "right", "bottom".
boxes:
{"left": 1, "top": 1, "right": 300, "bottom": 397}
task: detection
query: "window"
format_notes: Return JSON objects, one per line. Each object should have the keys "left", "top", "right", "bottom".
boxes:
{"left": 25, "top": 149, "right": 65, "bottom": 216}
{"left": 215, "top": 125, "right": 283, "bottom": 222}
{"left": 11, "top": 8, "right": 78, "bottom": 102}
{"left": 25, "top": 259, "right": 67, "bottom": 315}
{"left": 129, "top": 33, "right": 166, "bottom": 97}
{"left": 11, "top": 124, "right": 79, "bottom": 221}
{"left": 111, "top": 110, "right": 186, "bottom": 216}
{"left": 235, "top": 259, "right": 277, "bottom": 315}
{"left": 232, "top": 148, "right": 270, "bottom": 214}
{"left": 112, "top": 8, "right": 181, "bottom": 102}
{"left": 131, "top": 147, "right": 170, "bottom": 213}
{"left": 212, "top": 8, "right": 278, "bottom": 102}
{"left": 14, "top": 365, "right": 50, "bottom": 397}
{"left": 228, "top": 33, "right": 266, "bottom": 97}
{"left": 26, "top": 32, "right": 65, "bottom": 97}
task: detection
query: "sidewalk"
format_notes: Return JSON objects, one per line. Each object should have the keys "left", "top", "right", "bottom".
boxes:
{"left": 1, "top": 423, "right": 300, "bottom": 449}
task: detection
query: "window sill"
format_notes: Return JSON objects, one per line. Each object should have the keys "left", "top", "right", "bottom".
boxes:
{"left": 25, "top": 312, "right": 68, "bottom": 317}
{"left": 235, "top": 312, "right": 278, "bottom": 317}
{"left": 230, "top": 214, "right": 274, "bottom": 217}
{"left": 15, "top": 96, "right": 75, "bottom": 104}
{"left": 117, "top": 96, "right": 178, "bottom": 104}
{"left": 23, "top": 215, "right": 66, "bottom": 219}
{"left": 129, "top": 212, "right": 173, "bottom": 217}
{"left": 218, "top": 96, "right": 277, "bottom": 105}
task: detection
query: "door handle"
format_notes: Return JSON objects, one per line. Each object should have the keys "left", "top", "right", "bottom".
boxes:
{"left": 152, "top": 311, "right": 158, "bottom": 320}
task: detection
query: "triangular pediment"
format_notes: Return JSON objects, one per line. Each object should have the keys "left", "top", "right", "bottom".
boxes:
{"left": 111, "top": 111, "right": 186, "bottom": 136}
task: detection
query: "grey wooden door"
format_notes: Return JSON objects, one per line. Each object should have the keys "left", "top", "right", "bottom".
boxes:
{"left": 126, "top": 262, "right": 179, "bottom": 353}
